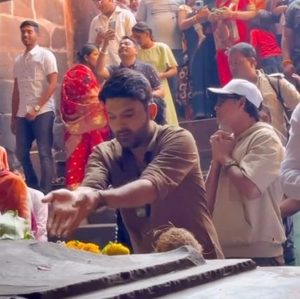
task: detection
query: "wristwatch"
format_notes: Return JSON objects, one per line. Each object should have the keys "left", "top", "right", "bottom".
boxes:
{"left": 34, "top": 105, "right": 41, "bottom": 112}
{"left": 223, "top": 159, "right": 238, "bottom": 173}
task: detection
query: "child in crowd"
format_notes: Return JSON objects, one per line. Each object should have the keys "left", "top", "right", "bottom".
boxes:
{"left": 250, "top": 9, "right": 283, "bottom": 74}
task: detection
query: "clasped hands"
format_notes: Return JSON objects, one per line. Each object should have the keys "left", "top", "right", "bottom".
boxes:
{"left": 210, "top": 130, "right": 236, "bottom": 164}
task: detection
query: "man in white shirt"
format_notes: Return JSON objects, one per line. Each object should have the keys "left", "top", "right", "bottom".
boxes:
{"left": 89, "top": 0, "right": 136, "bottom": 65}
{"left": 11, "top": 20, "right": 58, "bottom": 194}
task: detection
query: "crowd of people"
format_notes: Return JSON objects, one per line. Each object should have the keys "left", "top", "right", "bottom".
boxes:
{"left": 1, "top": 0, "right": 300, "bottom": 269}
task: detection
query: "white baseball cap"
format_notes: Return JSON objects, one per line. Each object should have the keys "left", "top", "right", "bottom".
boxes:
{"left": 208, "top": 79, "right": 263, "bottom": 108}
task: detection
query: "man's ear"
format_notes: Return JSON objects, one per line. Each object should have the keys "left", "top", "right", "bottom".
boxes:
{"left": 238, "top": 97, "right": 247, "bottom": 109}
{"left": 148, "top": 102, "right": 157, "bottom": 121}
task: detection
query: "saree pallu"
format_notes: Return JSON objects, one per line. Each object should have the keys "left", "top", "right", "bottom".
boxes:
{"left": 215, "top": 0, "right": 256, "bottom": 86}
{"left": 61, "top": 64, "right": 108, "bottom": 190}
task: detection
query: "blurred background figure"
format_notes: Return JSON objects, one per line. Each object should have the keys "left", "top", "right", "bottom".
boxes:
{"left": 129, "top": 0, "right": 140, "bottom": 16}
{"left": 210, "top": 0, "right": 257, "bottom": 86}
{"left": 282, "top": 0, "right": 300, "bottom": 88}
{"left": 89, "top": 0, "right": 136, "bottom": 65}
{"left": 61, "top": 44, "right": 109, "bottom": 190}
{"left": 178, "top": 1, "right": 218, "bottom": 120}
{"left": 136, "top": 0, "right": 184, "bottom": 118}
{"left": 132, "top": 22, "right": 179, "bottom": 125}
{"left": 10, "top": 161, "right": 48, "bottom": 241}
{"left": 0, "top": 146, "right": 32, "bottom": 228}
{"left": 250, "top": 10, "right": 283, "bottom": 74}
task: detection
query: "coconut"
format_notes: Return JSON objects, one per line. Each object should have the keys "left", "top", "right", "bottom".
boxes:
{"left": 154, "top": 226, "right": 203, "bottom": 254}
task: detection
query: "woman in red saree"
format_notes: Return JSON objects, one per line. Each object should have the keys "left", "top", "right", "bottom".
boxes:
{"left": 212, "top": 0, "right": 257, "bottom": 85}
{"left": 61, "top": 44, "right": 109, "bottom": 190}
{"left": 0, "top": 146, "right": 31, "bottom": 224}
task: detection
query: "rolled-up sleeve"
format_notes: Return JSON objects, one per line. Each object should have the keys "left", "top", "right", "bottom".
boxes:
{"left": 240, "top": 131, "right": 284, "bottom": 194}
{"left": 140, "top": 129, "right": 199, "bottom": 200}
{"left": 280, "top": 104, "right": 300, "bottom": 199}
{"left": 81, "top": 144, "right": 111, "bottom": 190}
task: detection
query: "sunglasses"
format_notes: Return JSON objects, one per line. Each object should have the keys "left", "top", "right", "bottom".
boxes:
{"left": 215, "top": 94, "right": 243, "bottom": 106}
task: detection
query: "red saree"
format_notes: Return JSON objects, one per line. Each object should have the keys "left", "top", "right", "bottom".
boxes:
{"left": 61, "top": 64, "right": 108, "bottom": 190}
{"left": 215, "top": 0, "right": 256, "bottom": 86}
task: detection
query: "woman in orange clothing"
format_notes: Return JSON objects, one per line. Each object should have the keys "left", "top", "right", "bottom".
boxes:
{"left": 61, "top": 44, "right": 109, "bottom": 190}
{"left": 0, "top": 147, "right": 31, "bottom": 224}
{"left": 211, "top": 0, "right": 257, "bottom": 85}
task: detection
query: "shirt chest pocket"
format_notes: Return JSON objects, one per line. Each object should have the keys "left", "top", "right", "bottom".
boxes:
{"left": 19, "top": 58, "right": 45, "bottom": 82}
{"left": 33, "top": 60, "right": 45, "bottom": 81}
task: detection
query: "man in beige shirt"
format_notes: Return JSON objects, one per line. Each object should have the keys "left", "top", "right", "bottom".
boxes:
{"left": 228, "top": 42, "right": 300, "bottom": 144}
{"left": 43, "top": 68, "right": 223, "bottom": 258}
{"left": 206, "top": 79, "right": 286, "bottom": 266}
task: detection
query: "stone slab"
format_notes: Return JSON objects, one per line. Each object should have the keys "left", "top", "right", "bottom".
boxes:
{"left": 0, "top": 241, "right": 255, "bottom": 299}
{"left": 159, "top": 266, "right": 300, "bottom": 299}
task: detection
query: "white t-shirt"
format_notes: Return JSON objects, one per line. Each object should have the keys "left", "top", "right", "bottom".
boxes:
{"left": 14, "top": 45, "right": 58, "bottom": 117}
{"left": 136, "top": 0, "right": 184, "bottom": 50}
{"left": 88, "top": 6, "right": 136, "bottom": 66}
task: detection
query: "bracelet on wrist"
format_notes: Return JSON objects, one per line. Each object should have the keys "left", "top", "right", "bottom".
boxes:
{"left": 223, "top": 159, "right": 238, "bottom": 173}
{"left": 100, "top": 48, "right": 108, "bottom": 55}
{"left": 282, "top": 59, "right": 293, "bottom": 67}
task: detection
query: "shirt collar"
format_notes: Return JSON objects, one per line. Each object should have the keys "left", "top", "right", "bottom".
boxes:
{"left": 24, "top": 44, "right": 40, "bottom": 56}
{"left": 119, "top": 60, "right": 138, "bottom": 69}
{"left": 98, "top": 6, "right": 122, "bottom": 19}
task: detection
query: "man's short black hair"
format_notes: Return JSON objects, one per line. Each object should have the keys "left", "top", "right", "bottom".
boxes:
{"left": 20, "top": 20, "right": 39, "bottom": 33}
{"left": 120, "top": 36, "right": 139, "bottom": 48}
{"left": 99, "top": 68, "right": 153, "bottom": 108}
{"left": 227, "top": 42, "right": 257, "bottom": 59}
{"left": 243, "top": 98, "right": 261, "bottom": 122}
{"left": 152, "top": 96, "right": 167, "bottom": 125}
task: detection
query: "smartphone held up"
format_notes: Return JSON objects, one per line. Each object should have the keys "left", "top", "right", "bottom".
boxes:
{"left": 195, "top": 0, "right": 204, "bottom": 9}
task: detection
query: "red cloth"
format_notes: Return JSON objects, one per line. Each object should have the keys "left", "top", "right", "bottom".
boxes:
{"left": 0, "top": 146, "right": 8, "bottom": 171}
{"left": 61, "top": 64, "right": 109, "bottom": 190}
{"left": 0, "top": 171, "right": 31, "bottom": 222}
{"left": 250, "top": 29, "right": 282, "bottom": 59}
{"left": 216, "top": 0, "right": 256, "bottom": 86}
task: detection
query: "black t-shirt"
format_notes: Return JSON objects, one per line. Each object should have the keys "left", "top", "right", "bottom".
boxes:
{"left": 107, "top": 61, "right": 162, "bottom": 90}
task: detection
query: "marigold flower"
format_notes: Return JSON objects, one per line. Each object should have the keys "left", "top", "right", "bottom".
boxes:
{"left": 83, "top": 243, "right": 101, "bottom": 254}
{"left": 102, "top": 242, "right": 130, "bottom": 255}
{"left": 64, "top": 240, "right": 100, "bottom": 254}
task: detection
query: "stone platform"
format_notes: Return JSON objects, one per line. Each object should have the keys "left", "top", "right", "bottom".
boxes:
{"left": 0, "top": 240, "right": 256, "bottom": 299}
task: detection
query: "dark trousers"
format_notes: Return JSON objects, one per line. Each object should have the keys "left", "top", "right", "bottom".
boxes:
{"left": 261, "top": 55, "right": 283, "bottom": 75}
{"left": 16, "top": 111, "right": 54, "bottom": 194}
{"left": 115, "top": 209, "right": 133, "bottom": 252}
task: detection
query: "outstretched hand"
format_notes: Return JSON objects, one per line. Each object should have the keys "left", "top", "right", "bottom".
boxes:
{"left": 42, "top": 187, "right": 101, "bottom": 238}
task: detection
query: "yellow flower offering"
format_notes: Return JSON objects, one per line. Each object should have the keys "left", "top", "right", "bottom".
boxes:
{"left": 102, "top": 242, "right": 130, "bottom": 256}
{"left": 64, "top": 240, "right": 101, "bottom": 254}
